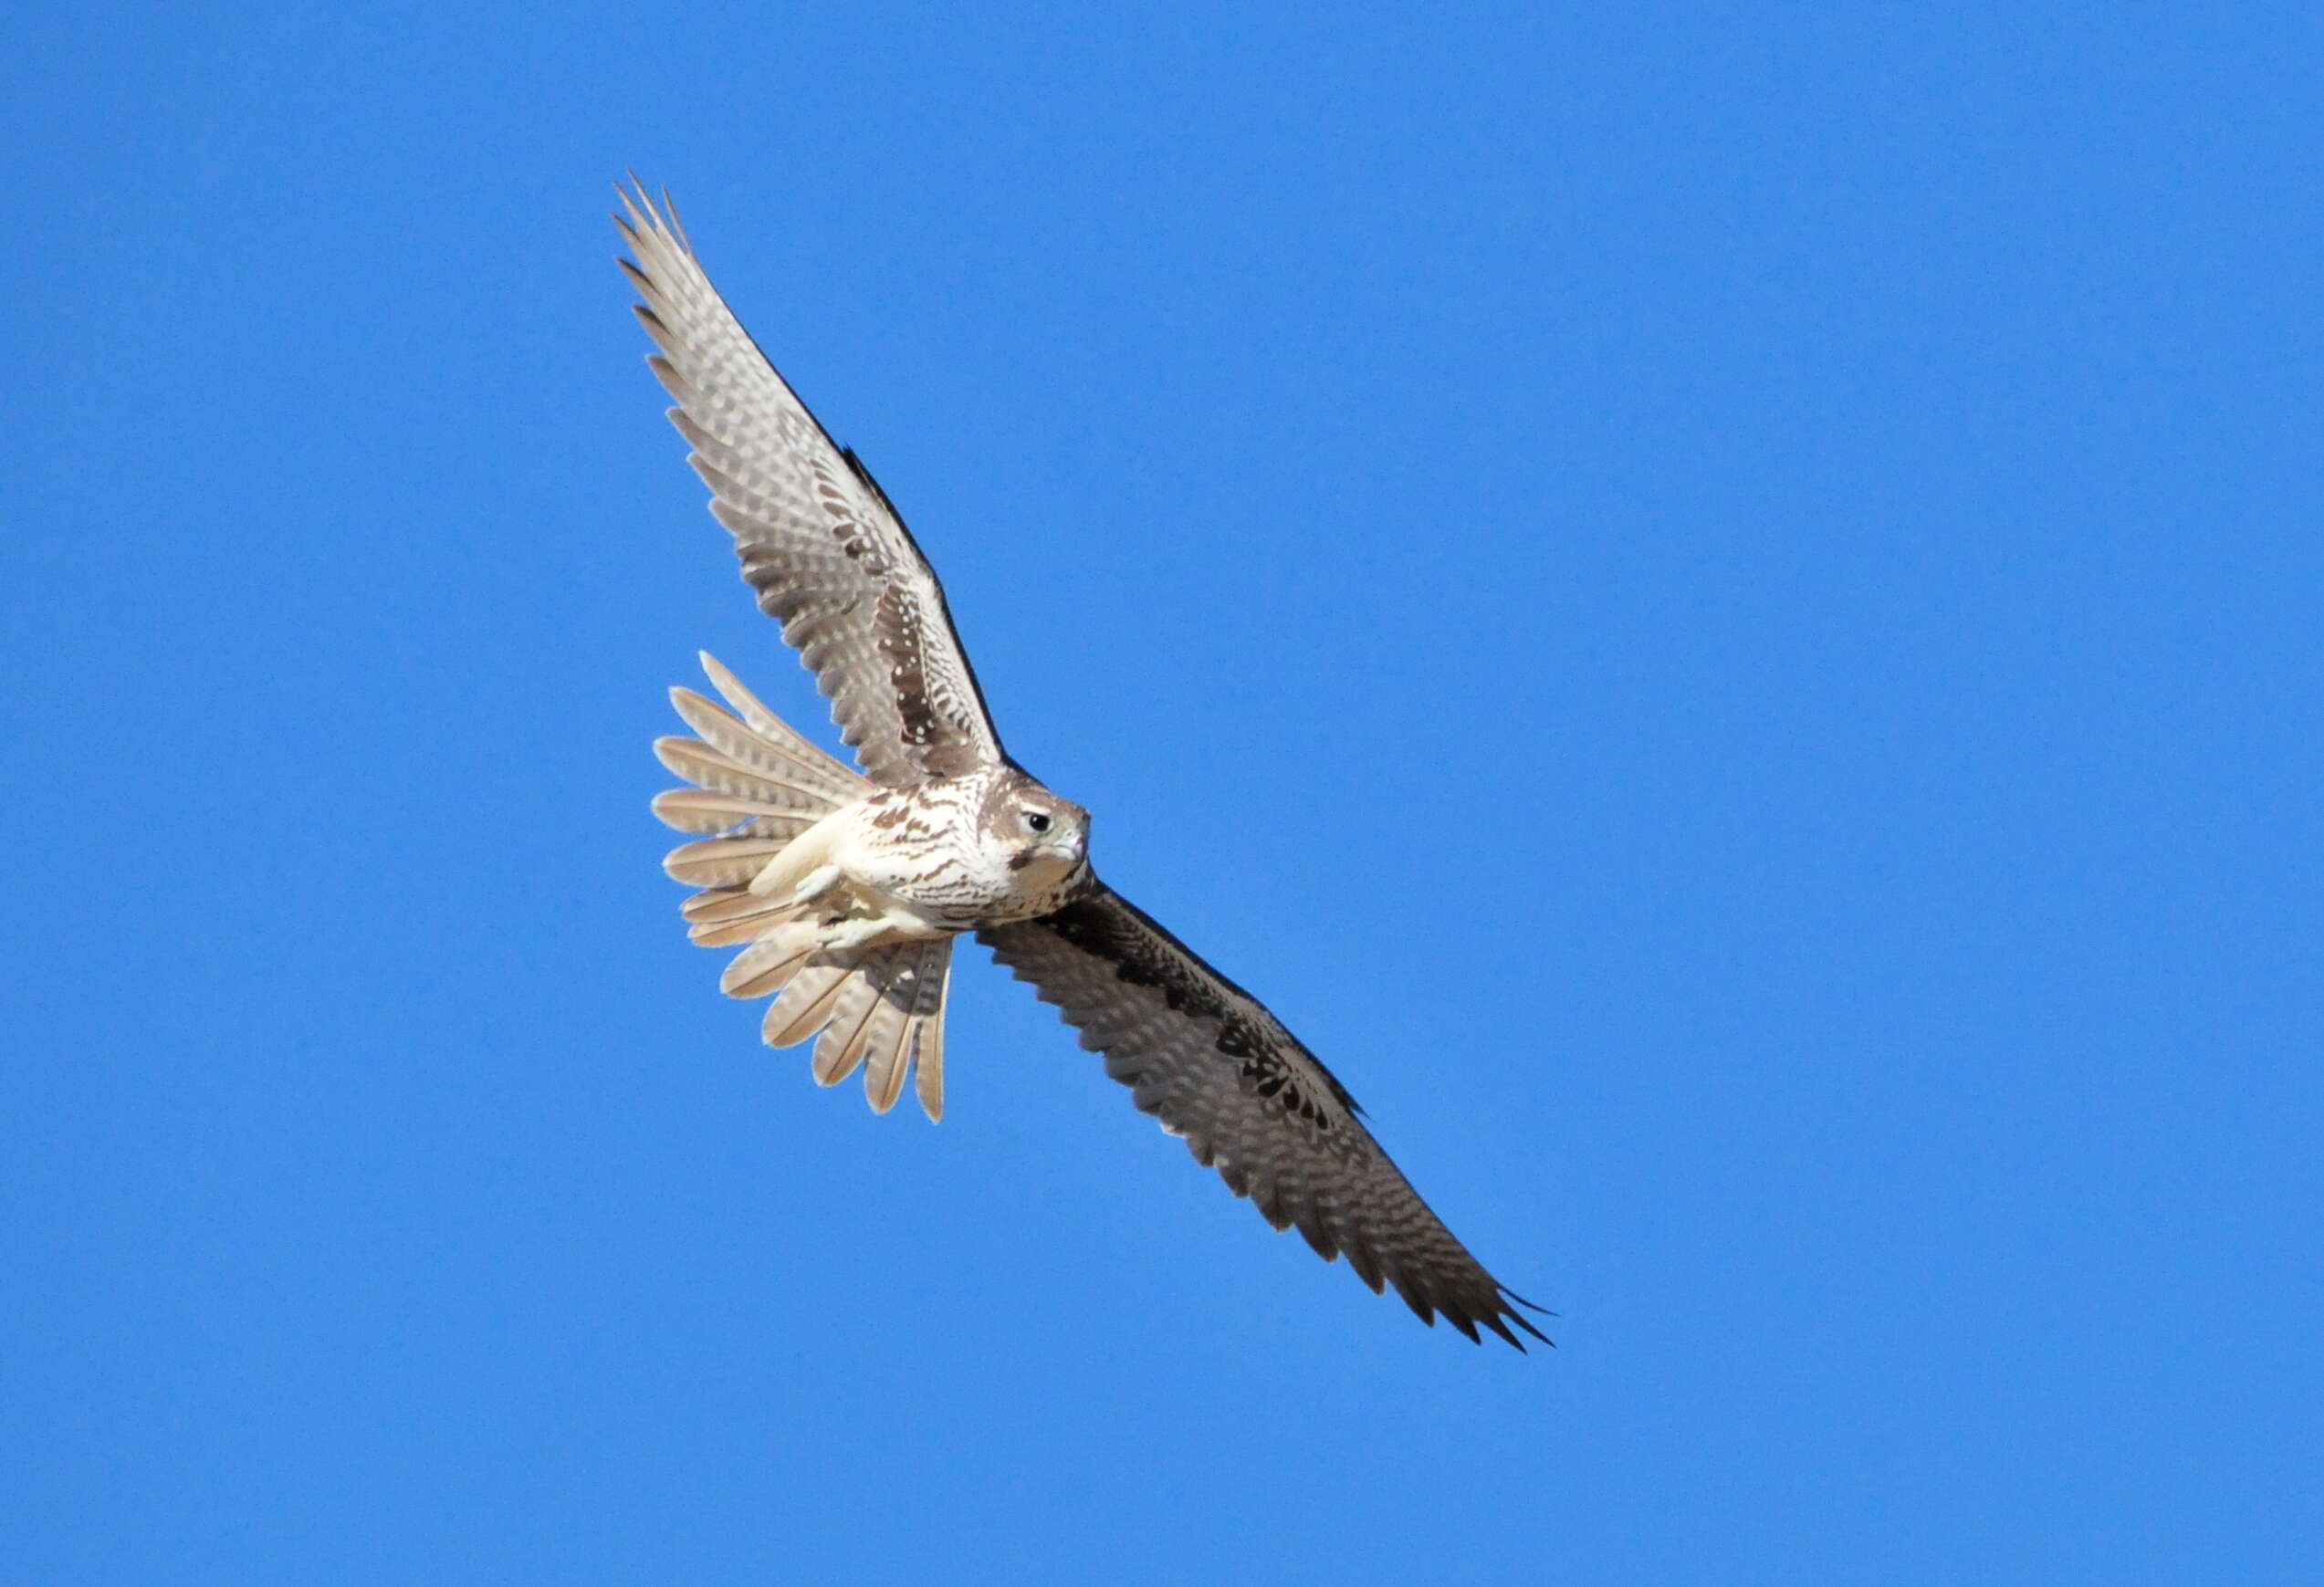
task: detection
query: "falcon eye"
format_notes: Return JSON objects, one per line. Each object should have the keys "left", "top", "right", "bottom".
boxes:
{"left": 1024, "top": 810, "right": 1053, "bottom": 833}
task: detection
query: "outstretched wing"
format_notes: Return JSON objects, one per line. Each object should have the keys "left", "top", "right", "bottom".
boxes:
{"left": 981, "top": 885, "right": 1549, "bottom": 1349}
{"left": 616, "top": 183, "right": 1005, "bottom": 787}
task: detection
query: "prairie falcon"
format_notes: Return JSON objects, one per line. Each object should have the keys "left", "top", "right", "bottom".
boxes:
{"left": 619, "top": 183, "right": 1548, "bottom": 1349}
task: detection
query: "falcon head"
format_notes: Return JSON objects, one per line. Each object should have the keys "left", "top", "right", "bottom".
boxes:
{"left": 985, "top": 774, "right": 1090, "bottom": 889}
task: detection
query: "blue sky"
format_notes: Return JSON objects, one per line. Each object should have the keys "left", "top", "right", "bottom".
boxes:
{"left": 5, "top": 3, "right": 2319, "bottom": 1582}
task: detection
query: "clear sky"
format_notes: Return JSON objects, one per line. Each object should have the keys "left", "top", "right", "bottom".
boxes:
{"left": 5, "top": 3, "right": 2319, "bottom": 1582}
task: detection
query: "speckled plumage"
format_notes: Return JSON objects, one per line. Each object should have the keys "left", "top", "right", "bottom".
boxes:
{"left": 623, "top": 182, "right": 1547, "bottom": 1349}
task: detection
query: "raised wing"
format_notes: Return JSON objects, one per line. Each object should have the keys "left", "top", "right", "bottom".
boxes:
{"left": 981, "top": 886, "right": 1549, "bottom": 1349}
{"left": 616, "top": 183, "right": 1005, "bottom": 787}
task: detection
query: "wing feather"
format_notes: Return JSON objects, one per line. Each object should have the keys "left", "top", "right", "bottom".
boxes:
{"left": 980, "top": 884, "right": 1549, "bottom": 1350}
{"left": 616, "top": 183, "right": 1004, "bottom": 786}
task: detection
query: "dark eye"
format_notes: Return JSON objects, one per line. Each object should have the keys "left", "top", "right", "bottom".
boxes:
{"left": 1025, "top": 810, "right": 1052, "bottom": 833}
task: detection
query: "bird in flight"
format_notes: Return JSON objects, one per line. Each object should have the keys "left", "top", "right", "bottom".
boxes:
{"left": 617, "top": 182, "right": 1549, "bottom": 1349}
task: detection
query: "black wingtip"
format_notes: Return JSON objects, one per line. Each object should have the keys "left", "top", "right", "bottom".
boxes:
{"left": 1481, "top": 1312, "right": 1525, "bottom": 1351}
{"left": 1502, "top": 1286, "right": 1558, "bottom": 1320}
{"left": 1499, "top": 1290, "right": 1555, "bottom": 1349}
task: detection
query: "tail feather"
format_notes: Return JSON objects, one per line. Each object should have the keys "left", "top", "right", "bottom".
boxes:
{"left": 696, "top": 652, "right": 858, "bottom": 789}
{"left": 654, "top": 736, "right": 826, "bottom": 809}
{"left": 656, "top": 655, "right": 951, "bottom": 1123}
{"left": 914, "top": 979, "right": 947, "bottom": 1124}
{"left": 864, "top": 1022, "right": 915, "bottom": 1113}
{"left": 670, "top": 687, "right": 852, "bottom": 806}
{"left": 803, "top": 941, "right": 954, "bottom": 1119}
{"left": 900, "top": 940, "right": 951, "bottom": 1121}
{"left": 812, "top": 968, "right": 887, "bottom": 1089}
{"left": 658, "top": 653, "right": 868, "bottom": 895}
{"left": 663, "top": 837, "right": 796, "bottom": 889}
{"left": 717, "top": 920, "right": 820, "bottom": 998}
{"left": 762, "top": 960, "right": 855, "bottom": 1049}
{"left": 683, "top": 888, "right": 810, "bottom": 947}
{"left": 651, "top": 788, "right": 821, "bottom": 838}
{"left": 684, "top": 888, "right": 790, "bottom": 924}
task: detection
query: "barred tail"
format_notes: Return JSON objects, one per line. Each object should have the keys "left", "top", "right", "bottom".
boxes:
{"left": 706, "top": 927, "right": 954, "bottom": 1121}
{"left": 797, "top": 936, "right": 954, "bottom": 1121}
{"left": 653, "top": 653, "right": 953, "bottom": 1121}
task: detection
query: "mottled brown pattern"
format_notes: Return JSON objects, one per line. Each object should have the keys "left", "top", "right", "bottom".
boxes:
{"left": 984, "top": 887, "right": 1548, "bottom": 1349}
{"left": 623, "top": 183, "right": 1545, "bottom": 1349}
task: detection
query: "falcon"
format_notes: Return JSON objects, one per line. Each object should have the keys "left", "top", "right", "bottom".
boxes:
{"left": 618, "top": 183, "right": 1549, "bottom": 1349}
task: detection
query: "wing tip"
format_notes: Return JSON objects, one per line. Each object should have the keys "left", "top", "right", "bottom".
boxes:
{"left": 612, "top": 172, "right": 690, "bottom": 250}
{"left": 1402, "top": 1278, "right": 1555, "bottom": 1352}
{"left": 1491, "top": 1287, "right": 1556, "bottom": 1351}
